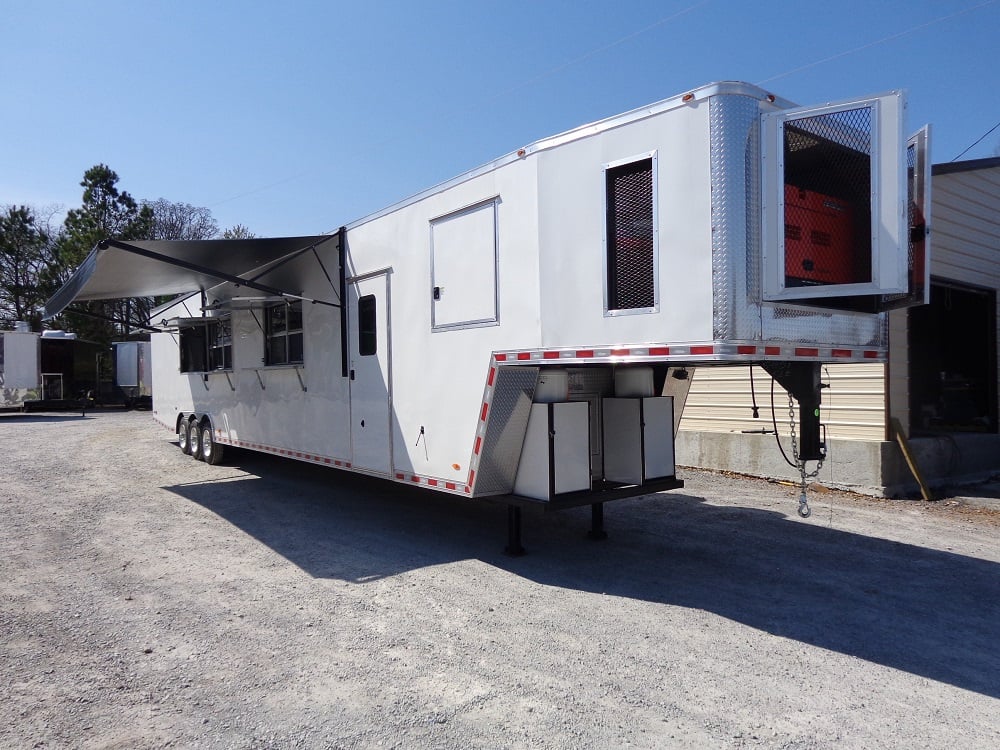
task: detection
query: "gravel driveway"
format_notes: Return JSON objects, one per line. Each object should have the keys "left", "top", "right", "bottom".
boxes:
{"left": 2, "top": 410, "right": 998, "bottom": 749}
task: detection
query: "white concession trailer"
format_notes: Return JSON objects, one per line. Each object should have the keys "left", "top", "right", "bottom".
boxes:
{"left": 46, "top": 81, "right": 931, "bottom": 551}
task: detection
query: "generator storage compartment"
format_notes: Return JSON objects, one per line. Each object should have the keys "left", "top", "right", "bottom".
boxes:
{"left": 513, "top": 401, "right": 592, "bottom": 501}
{"left": 784, "top": 185, "right": 854, "bottom": 286}
{"left": 602, "top": 396, "right": 675, "bottom": 485}
{"left": 761, "top": 92, "right": 913, "bottom": 309}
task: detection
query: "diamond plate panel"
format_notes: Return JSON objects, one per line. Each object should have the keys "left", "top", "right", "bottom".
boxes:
{"left": 709, "top": 94, "right": 761, "bottom": 340}
{"left": 473, "top": 366, "right": 538, "bottom": 496}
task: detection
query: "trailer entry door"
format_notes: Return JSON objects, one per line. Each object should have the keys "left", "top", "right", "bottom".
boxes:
{"left": 349, "top": 272, "right": 392, "bottom": 474}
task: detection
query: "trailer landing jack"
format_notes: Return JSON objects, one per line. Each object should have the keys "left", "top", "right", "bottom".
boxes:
{"left": 504, "top": 501, "right": 609, "bottom": 555}
{"left": 503, "top": 476, "right": 683, "bottom": 554}
{"left": 505, "top": 506, "right": 525, "bottom": 556}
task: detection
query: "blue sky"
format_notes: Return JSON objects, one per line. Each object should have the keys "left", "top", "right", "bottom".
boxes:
{"left": 2, "top": 0, "right": 998, "bottom": 238}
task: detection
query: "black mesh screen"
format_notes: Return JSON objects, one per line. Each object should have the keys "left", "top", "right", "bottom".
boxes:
{"left": 782, "top": 107, "right": 872, "bottom": 288}
{"left": 905, "top": 142, "right": 926, "bottom": 299}
{"left": 606, "top": 158, "right": 655, "bottom": 310}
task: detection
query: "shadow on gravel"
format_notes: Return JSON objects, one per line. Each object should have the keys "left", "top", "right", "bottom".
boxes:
{"left": 0, "top": 414, "right": 93, "bottom": 423}
{"left": 167, "top": 450, "right": 1000, "bottom": 700}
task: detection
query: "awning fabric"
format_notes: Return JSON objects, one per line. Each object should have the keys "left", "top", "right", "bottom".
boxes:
{"left": 44, "top": 235, "right": 338, "bottom": 320}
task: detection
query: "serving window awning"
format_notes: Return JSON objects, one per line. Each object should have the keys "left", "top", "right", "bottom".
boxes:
{"left": 44, "top": 234, "right": 341, "bottom": 320}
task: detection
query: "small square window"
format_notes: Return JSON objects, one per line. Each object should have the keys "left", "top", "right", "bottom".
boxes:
{"left": 208, "top": 318, "right": 232, "bottom": 371}
{"left": 265, "top": 301, "right": 304, "bottom": 365}
{"left": 178, "top": 316, "right": 232, "bottom": 373}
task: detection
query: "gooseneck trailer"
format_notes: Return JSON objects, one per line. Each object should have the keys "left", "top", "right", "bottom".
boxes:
{"left": 46, "top": 81, "right": 930, "bottom": 551}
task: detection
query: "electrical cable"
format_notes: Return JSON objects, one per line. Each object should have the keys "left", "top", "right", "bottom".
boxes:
{"left": 770, "top": 376, "right": 798, "bottom": 469}
{"left": 757, "top": 0, "right": 997, "bottom": 86}
{"left": 951, "top": 118, "right": 1000, "bottom": 161}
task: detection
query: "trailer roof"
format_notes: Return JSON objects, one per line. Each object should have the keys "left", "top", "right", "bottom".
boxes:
{"left": 44, "top": 235, "right": 337, "bottom": 320}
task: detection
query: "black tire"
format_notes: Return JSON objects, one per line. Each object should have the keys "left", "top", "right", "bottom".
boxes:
{"left": 178, "top": 419, "right": 192, "bottom": 454}
{"left": 188, "top": 420, "right": 203, "bottom": 460}
{"left": 200, "top": 423, "right": 224, "bottom": 465}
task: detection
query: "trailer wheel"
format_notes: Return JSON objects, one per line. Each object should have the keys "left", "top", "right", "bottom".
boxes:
{"left": 189, "top": 420, "right": 203, "bottom": 460}
{"left": 178, "top": 419, "right": 192, "bottom": 454}
{"left": 200, "top": 423, "right": 224, "bottom": 465}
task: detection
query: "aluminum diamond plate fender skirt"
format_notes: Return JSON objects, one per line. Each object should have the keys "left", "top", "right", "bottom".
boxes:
{"left": 465, "top": 363, "right": 539, "bottom": 497}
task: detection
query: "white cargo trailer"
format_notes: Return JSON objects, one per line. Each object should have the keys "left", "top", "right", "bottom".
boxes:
{"left": 1, "top": 327, "right": 41, "bottom": 408}
{"left": 46, "top": 81, "right": 931, "bottom": 550}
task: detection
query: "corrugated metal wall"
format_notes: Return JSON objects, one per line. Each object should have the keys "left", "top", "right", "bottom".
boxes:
{"left": 679, "top": 363, "right": 887, "bottom": 441}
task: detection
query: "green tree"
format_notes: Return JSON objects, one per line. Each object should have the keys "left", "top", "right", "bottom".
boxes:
{"left": 0, "top": 205, "right": 58, "bottom": 329}
{"left": 221, "top": 223, "right": 256, "bottom": 239}
{"left": 49, "top": 165, "right": 155, "bottom": 343}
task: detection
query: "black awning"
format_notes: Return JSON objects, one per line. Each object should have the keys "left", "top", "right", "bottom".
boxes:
{"left": 44, "top": 234, "right": 339, "bottom": 320}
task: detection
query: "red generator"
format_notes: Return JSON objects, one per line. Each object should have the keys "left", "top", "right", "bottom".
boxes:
{"left": 784, "top": 185, "right": 855, "bottom": 285}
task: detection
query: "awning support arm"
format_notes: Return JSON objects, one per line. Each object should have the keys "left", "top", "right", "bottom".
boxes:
{"left": 100, "top": 239, "right": 342, "bottom": 309}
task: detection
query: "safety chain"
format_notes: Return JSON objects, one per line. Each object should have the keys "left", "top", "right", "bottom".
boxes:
{"left": 788, "top": 393, "right": 824, "bottom": 518}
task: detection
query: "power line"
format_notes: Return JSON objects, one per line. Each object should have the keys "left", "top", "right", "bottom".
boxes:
{"left": 951, "top": 119, "right": 1000, "bottom": 161}
{"left": 756, "top": 0, "right": 998, "bottom": 86}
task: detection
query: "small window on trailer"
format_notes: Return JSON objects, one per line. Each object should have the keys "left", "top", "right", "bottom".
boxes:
{"left": 178, "top": 317, "right": 233, "bottom": 373}
{"left": 207, "top": 318, "right": 232, "bottom": 371}
{"left": 358, "top": 295, "right": 377, "bottom": 356}
{"left": 605, "top": 154, "right": 657, "bottom": 314}
{"left": 265, "top": 301, "right": 304, "bottom": 365}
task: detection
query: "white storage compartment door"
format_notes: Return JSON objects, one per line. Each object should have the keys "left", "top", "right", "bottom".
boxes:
{"left": 603, "top": 397, "right": 644, "bottom": 485}
{"left": 761, "top": 91, "right": 907, "bottom": 304}
{"left": 513, "top": 403, "right": 551, "bottom": 501}
{"left": 430, "top": 198, "right": 499, "bottom": 330}
{"left": 513, "top": 401, "right": 591, "bottom": 500}
{"left": 642, "top": 396, "right": 675, "bottom": 480}
{"left": 553, "top": 401, "right": 591, "bottom": 494}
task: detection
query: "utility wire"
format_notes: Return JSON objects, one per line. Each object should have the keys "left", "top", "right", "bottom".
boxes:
{"left": 756, "top": 0, "right": 998, "bottom": 86}
{"left": 213, "top": 3, "right": 711, "bottom": 217}
{"left": 951, "top": 119, "right": 1000, "bottom": 161}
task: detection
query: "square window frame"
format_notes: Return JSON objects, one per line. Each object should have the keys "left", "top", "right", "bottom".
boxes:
{"left": 264, "top": 300, "right": 305, "bottom": 366}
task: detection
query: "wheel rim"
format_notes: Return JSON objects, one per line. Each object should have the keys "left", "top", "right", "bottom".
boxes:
{"left": 188, "top": 422, "right": 200, "bottom": 456}
{"left": 201, "top": 427, "right": 213, "bottom": 459}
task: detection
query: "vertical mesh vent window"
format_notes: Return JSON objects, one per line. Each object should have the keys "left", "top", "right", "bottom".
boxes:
{"left": 782, "top": 107, "right": 872, "bottom": 289}
{"left": 606, "top": 158, "right": 655, "bottom": 310}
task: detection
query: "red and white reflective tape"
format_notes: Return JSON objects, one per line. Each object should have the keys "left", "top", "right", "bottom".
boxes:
{"left": 494, "top": 342, "right": 883, "bottom": 363}
{"left": 393, "top": 471, "right": 468, "bottom": 494}
{"left": 465, "top": 365, "right": 499, "bottom": 496}
{"left": 219, "top": 436, "right": 354, "bottom": 468}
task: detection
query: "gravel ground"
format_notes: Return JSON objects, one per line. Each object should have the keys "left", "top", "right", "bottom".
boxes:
{"left": 2, "top": 410, "right": 998, "bottom": 749}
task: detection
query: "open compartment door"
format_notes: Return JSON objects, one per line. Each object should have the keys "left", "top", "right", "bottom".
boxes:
{"left": 761, "top": 91, "right": 908, "bottom": 311}
{"left": 880, "top": 124, "right": 932, "bottom": 310}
